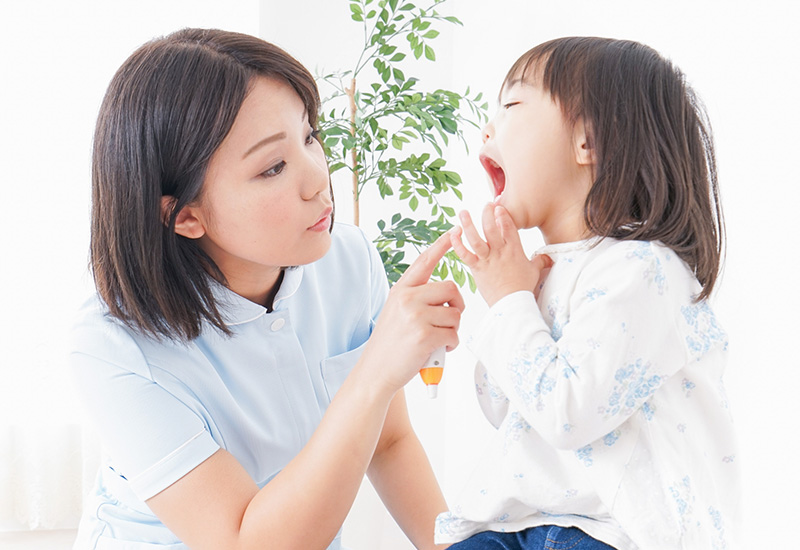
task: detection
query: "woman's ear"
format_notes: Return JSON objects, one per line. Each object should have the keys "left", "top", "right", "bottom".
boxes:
{"left": 573, "top": 119, "right": 596, "bottom": 167}
{"left": 160, "top": 196, "right": 206, "bottom": 239}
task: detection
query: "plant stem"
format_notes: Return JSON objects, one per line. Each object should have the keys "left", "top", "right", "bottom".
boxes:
{"left": 346, "top": 77, "right": 360, "bottom": 226}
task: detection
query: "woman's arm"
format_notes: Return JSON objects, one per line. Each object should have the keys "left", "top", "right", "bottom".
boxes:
{"left": 146, "top": 234, "right": 463, "bottom": 550}
{"left": 368, "top": 390, "right": 450, "bottom": 550}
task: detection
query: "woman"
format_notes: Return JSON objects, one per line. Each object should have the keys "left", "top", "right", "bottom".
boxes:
{"left": 70, "top": 27, "right": 461, "bottom": 549}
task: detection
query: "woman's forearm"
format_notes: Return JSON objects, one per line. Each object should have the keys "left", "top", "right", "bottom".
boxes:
{"left": 238, "top": 360, "right": 398, "bottom": 549}
{"left": 147, "top": 359, "right": 398, "bottom": 550}
{"left": 368, "top": 392, "right": 450, "bottom": 550}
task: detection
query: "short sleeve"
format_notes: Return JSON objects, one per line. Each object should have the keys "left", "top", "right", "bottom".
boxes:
{"left": 362, "top": 225, "right": 390, "bottom": 325}
{"left": 70, "top": 318, "right": 219, "bottom": 500}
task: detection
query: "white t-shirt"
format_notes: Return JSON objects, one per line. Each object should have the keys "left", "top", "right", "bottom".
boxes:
{"left": 436, "top": 238, "right": 740, "bottom": 550}
{"left": 69, "top": 222, "right": 388, "bottom": 550}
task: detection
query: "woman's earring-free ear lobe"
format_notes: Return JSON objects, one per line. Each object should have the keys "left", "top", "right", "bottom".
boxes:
{"left": 163, "top": 197, "right": 206, "bottom": 239}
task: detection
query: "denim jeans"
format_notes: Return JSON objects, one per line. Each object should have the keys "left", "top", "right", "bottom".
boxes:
{"left": 447, "top": 525, "right": 617, "bottom": 550}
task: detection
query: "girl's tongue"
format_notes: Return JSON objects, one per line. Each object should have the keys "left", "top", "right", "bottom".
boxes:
{"left": 480, "top": 155, "right": 506, "bottom": 198}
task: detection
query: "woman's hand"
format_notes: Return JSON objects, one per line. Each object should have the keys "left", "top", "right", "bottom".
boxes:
{"left": 450, "top": 203, "right": 552, "bottom": 307}
{"left": 361, "top": 233, "right": 465, "bottom": 393}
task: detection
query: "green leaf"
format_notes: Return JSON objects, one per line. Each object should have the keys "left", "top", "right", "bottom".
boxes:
{"left": 424, "top": 45, "right": 435, "bottom": 61}
{"left": 409, "top": 196, "right": 419, "bottom": 210}
{"left": 422, "top": 30, "right": 439, "bottom": 39}
{"left": 452, "top": 265, "right": 466, "bottom": 286}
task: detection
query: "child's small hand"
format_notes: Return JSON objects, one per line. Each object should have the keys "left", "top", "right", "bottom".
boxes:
{"left": 450, "top": 203, "right": 552, "bottom": 307}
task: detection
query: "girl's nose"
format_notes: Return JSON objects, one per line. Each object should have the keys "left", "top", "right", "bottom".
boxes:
{"left": 482, "top": 120, "right": 495, "bottom": 143}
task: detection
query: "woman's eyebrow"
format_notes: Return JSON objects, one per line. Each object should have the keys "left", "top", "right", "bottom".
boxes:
{"left": 243, "top": 131, "right": 287, "bottom": 159}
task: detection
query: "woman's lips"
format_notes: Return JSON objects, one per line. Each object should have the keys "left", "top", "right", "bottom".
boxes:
{"left": 480, "top": 155, "right": 506, "bottom": 198}
{"left": 308, "top": 206, "right": 333, "bottom": 231}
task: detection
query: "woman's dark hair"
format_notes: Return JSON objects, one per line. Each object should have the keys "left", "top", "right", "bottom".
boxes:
{"left": 504, "top": 37, "right": 724, "bottom": 300}
{"left": 91, "top": 28, "right": 327, "bottom": 341}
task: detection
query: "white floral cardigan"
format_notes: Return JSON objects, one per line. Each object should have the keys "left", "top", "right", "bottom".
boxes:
{"left": 436, "top": 238, "right": 739, "bottom": 550}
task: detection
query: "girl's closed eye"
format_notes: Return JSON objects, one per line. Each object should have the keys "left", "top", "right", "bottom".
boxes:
{"left": 502, "top": 101, "right": 520, "bottom": 110}
{"left": 305, "top": 128, "right": 320, "bottom": 145}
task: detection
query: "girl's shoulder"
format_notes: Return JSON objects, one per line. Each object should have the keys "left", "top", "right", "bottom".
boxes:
{"left": 574, "top": 238, "right": 700, "bottom": 297}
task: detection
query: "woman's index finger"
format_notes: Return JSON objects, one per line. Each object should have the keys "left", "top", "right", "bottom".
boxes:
{"left": 396, "top": 232, "right": 452, "bottom": 287}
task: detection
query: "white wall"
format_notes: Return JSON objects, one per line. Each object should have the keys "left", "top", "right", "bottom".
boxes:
{"left": 3, "top": 0, "right": 798, "bottom": 548}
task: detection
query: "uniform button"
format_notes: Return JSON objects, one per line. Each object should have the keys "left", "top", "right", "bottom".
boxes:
{"left": 270, "top": 318, "right": 285, "bottom": 332}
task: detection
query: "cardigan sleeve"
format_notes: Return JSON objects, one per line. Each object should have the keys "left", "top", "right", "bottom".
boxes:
{"left": 467, "top": 242, "right": 711, "bottom": 450}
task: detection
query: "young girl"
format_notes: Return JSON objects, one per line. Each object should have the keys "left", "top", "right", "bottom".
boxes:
{"left": 439, "top": 37, "right": 739, "bottom": 549}
{"left": 69, "top": 28, "right": 463, "bottom": 550}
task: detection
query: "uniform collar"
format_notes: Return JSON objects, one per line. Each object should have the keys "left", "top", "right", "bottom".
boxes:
{"left": 211, "top": 266, "right": 305, "bottom": 326}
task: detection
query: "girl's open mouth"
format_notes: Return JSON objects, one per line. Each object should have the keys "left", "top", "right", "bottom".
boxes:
{"left": 480, "top": 155, "right": 505, "bottom": 198}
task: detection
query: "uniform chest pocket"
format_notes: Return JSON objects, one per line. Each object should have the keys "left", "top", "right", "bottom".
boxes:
{"left": 320, "top": 341, "right": 368, "bottom": 404}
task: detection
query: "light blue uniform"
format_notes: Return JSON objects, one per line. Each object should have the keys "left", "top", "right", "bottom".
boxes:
{"left": 69, "top": 223, "right": 388, "bottom": 549}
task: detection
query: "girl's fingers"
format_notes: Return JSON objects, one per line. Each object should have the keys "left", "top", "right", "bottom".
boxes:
{"left": 449, "top": 226, "right": 478, "bottom": 266}
{"left": 530, "top": 253, "right": 554, "bottom": 272}
{"left": 494, "top": 205, "right": 522, "bottom": 248}
{"left": 459, "top": 210, "right": 490, "bottom": 258}
{"left": 482, "top": 202, "right": 503, "bottom": 249}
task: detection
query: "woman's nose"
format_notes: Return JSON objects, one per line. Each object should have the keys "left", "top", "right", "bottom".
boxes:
{"left": 302, "top": 144, "right": 330, "bottom": 200}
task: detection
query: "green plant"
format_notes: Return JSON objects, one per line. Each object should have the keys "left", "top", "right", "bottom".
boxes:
{"left": 317, "top": 0, "right": 487, "bottom": 288}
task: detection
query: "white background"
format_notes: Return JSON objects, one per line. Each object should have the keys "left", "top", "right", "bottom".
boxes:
{"left": 2, "top": 1, "right": 798, "bottom": 548}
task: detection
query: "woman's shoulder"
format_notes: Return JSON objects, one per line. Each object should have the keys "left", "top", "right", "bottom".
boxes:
{"left": 328, "top": 221, "right": 372, "bottom": 252}
{"left": 69, "top": 294, "right": 153, "bottom": 377}
{"left": 318, "top": 221, "right": 382, "bottom": 276}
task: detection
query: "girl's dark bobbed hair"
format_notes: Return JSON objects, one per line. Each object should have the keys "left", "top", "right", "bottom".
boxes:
{"left": 91, "top": 28, "right": 324, "bottom": 341}
{"left": 504, "top": 37, "right": 724, "bottom": 300}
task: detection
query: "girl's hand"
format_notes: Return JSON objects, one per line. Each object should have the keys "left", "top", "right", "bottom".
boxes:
{"left": 361, "top": 233, "right": 465, "bottom": 393}
{"left": 450, "top": 203, "right": 552, "bottom": 307}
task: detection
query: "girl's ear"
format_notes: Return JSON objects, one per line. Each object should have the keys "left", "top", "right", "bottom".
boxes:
{"left": 160, "top": 196, "right": 206, "bottom": 239}
{"left": 573, "top": 119, "right": 596, "bottom": 167}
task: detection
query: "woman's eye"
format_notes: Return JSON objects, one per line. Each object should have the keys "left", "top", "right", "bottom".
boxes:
{"left": 305, "top": 128, "right": 321, "bottom": 145}
{"left": 260, "top": 161, "right": 286, "bottom": 178}
{"left": 503, "top": 101, "right": 520, "bottom": 110}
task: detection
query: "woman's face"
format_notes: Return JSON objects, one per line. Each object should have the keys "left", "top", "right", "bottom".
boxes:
{"left": 179, "top": 77, "right": 332, "bottom": 305}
